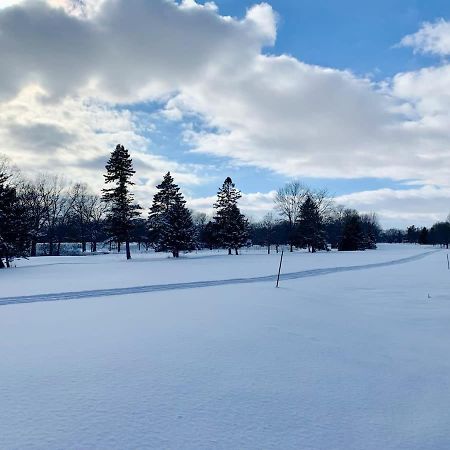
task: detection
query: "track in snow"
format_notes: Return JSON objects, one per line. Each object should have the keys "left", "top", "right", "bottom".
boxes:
{"left": 0, "top": 250, "right": 439, "bottom": 307}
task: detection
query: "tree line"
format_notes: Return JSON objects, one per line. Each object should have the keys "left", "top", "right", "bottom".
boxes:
{"left": 0, "top": 144, "right": 409, "bottom": 268}
{"left": 379, "top": 221, "right": 450, "bottom": 248}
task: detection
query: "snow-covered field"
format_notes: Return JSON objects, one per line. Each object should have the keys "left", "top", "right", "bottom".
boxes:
{"left": 1, "top": 244, "right": 450, "bottom": 449}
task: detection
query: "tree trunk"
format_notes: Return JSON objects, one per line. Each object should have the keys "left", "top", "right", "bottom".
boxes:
{"left": 0, "top": 258, "right": 4, "bottom": 269}
{"left": 235, "top": 248, "right": 239, "bottom": 255}
{"left": 117, "top": 241, "right": 121, "bottom": 253}
{"left": 56, "top": 242, "right": 61, "bottom": 256}
{"left": 31, "top": 240, "right": 37, "bottom": 257}
{"left": 228, "top": 248, "right": 232, "bottom": 255}
{"left": 276, "top": 244, "right": 279, "bottom": 253}
{"left": 290, "top": 243, "right": 293, "bottom": 252}
{"left": 49, "top": 240, "right": 54, "bottom": 256}
{"left": 93, "top": 241, "right": 97, "bottom": 252}
{"left": 82, "top": 241, "right": 86, "bottom": 253}
{"left": 5, "top": 253, "right": 10, "bottom": 268}
{"left": 138, "top": 241, "right": 141, "bottom": 251}
{"left": 125, "top": 240, "right": 131, "bottom": 260}
{"left": 267, "top": 244, "right": 270, "bottom": 254}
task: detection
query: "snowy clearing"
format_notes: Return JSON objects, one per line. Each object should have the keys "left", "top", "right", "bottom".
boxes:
{"left": 1, "top": 245, "right": 450, "bottom": 449}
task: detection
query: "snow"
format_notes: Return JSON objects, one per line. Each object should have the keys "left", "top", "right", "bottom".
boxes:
{"left": 0, "top": 244, "right": 433, "bottom": 297}
{"left": 1, "top": 245, "right": 450, "bottom": 449}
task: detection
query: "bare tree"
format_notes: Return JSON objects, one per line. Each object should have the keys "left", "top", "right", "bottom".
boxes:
{"left": 274, "top": 181, "right": 308, "bottom": 251}
{"left": 70, "top": 183, "right": 92, "bottom": 253}
{"left": 87, "top": 194, "right": 107, "bottom": 252}
{"left": 20, "top": 180, "right": 47, "bottom": 256}
{"left": 38, "top": 176, "right": 74, "bottom": 256}
{"left": 261, "top": 212, "right": 276, "bottom": 254}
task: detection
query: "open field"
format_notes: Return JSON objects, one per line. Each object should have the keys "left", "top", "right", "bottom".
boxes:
{"left": 1, "top": 245, "right": 450, "bottom": 449}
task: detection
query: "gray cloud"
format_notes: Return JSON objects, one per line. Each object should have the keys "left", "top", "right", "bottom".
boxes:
{"left": 7, "top": 122, "right": 75, "bottom": 151}
{"left": 1, "top": 1, "right": 450, "bottom": 225}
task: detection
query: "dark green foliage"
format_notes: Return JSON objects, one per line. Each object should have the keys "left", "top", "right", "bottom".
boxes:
{"left": 406, "top": 225, "right": 420, "bottom": 244}
{"left": 214, "top": 177, "right": 248, "bottom": 255}
{"left": 360, "top": 213, "right": 380, "bottom": 250}
{"left": 148, "top": 172, "right": 184, "bottom": 249}
{"left": 201, "top": 220, "right": 219, "bottom": 250}
{"left": 429, "top": 222, "right": 450, "bottom": 248}
{"left": 148, "top": 172, "right": 196, "bottom": 257}
{"left": 418, "top": 227, "right": 428, "bottom": 245}
{"left": 0, "top": 173, "right": 30, "bottom": 268}
{"left": 339, "top": 212, "right": 365, "bottom": 251}
{"left": 296, "top": 195, "right": 327, "bottom": 252}
{"left": 102, "top": 144, "right": 141, "bottom": 259}
{"left": 159, "top": 196, "right": 196, "bottom": 257}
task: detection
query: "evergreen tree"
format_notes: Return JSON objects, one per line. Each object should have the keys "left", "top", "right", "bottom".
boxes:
{"left": 339, "top": 211, "right": 365, "bottom": 251}
{"left": 296, "top": 195, "right": 327, "bottom": 252}
{"left": 158, "top": 195, "right": 196, "bottom": 257}
{"left": 0, "top": 173, "right": 30, "bottom": 268}
{"left": 148, "top": 172, "right": 184, "bottom": 251}
{"left": 202, "top": 220, "right": 219, "bottom": 250}
{"left": 418, "top": 227, "right": 429, "bottom": 245}
{"left": 429, "top": 222, "right": 450, "bottom": 248}
{"left": 360, "top": 213, "right": 380, "bottom": 250}
{"left": 406, "top": 225, "right": 419, "bottom": 244}
{"left": 102, "top": 144, "right": 140, "bottom": 260}
{"left": 214, "top": 177, "right": 248, "bottom": 255}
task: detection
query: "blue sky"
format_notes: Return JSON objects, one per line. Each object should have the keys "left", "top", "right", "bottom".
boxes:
{"left": 138, "top": 0, "right": 450, "bottom": 200}
{"left": 217, "top": 0, "right": 450, "bottom": 77}
{"left": 2, "top": 0, "right": 450, "bottom": 227}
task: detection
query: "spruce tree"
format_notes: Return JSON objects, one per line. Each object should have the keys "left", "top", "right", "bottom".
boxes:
{"left": 296, "top": 195, "right": 327, "bottom": 253}
{"left": 418, "top": 227, "right": 429, "bottom": 245}
{"left": 148, "top": 172, "right": 184, "bottom": 251}
{"left": 158, "top": 195, "right": 196, "bottom": 257}
{"left": 214, "top": 177, "right": 248, "bottom": 255}
{"left": 0, "top": 173, "right": 30, "bottom": 268}
{"left": 102, "top": 144, "right": 140, "bottom": 260}
{"left": 339, "top": 212, "right": 364, "bottom": 251}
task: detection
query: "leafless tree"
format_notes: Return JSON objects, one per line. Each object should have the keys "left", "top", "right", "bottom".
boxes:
{"left": 274, "top": 181, "right": 309, "bottom": 251}
{"left": 261, "top": 212, "right": 276, "bottom": 254}
{"left": 38, "top": 175, "right": 74, "bottom": 255}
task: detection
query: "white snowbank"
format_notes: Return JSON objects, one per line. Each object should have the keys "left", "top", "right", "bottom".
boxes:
{"left": 0, "top": 245, "right": 449, "bottom": 449}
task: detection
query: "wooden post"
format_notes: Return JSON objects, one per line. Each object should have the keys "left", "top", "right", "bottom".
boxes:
{"left": 276, "top": 250, "right": 284, "bottom": 288}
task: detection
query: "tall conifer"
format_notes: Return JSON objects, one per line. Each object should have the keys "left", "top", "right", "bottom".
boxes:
{"left": 102, "top": 144, "right": 140, "bottom": 260}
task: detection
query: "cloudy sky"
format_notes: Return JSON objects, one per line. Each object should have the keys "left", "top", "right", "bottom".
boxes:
{"left": 1, "top": 0, "right": 450, "bottom": 227}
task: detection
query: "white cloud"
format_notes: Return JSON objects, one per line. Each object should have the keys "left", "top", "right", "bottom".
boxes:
{"left": 336, "top": 186, "right": 450, "bottom": 228}
{"left": 400, "top": 19, "right": 450, "bottom": 56}
{"left": 1, "top": 1, "right": 450, "bottom": 226}
{"left": 0, "top": 85, "right": 203, "bottom": 207}
{"left": 187, "top": 190, "right": 276, "bottom": 221}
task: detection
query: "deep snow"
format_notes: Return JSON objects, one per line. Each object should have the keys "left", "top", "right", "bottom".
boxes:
{"left": 1, "top": 245, "right": 450, "bottom": 449}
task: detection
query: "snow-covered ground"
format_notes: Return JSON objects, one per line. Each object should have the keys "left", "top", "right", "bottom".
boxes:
{"left": 1, "top": 244, "right": 450, "bottom": 449}
{"left": 0, "top": 244, "right": 434, "bottom": 297}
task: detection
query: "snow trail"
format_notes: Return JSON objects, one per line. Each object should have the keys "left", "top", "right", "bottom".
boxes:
{"left": 0, "top": 249, "right": 438, "bottom": 307}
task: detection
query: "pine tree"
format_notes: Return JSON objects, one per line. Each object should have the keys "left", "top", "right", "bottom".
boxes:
{"left": 102, "top": 144, "right": 140, "bottom": 260}
{"left": 148, "top": 172, "right": 184, "bottom": 251}
{"left": 339, "top": 212, "right": 364, "bottom": 251}
{"left": 158, "top": 195, "right": 196, "bottom": 257}
{"left": 418, "top": 227, "right": 429, "bottom": 245}
{"left": 214, "top": 177, "right": 248, "bottom": 255}
{"left": 0, "top": 174, "right": 30, "bottom": 268}
{"left": 296, "top": 195, "right": 327, "bottom": 253}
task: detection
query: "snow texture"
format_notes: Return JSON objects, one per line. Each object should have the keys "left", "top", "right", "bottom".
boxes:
{"left": 1, "top": 245, "right": 450, "bottom": 449}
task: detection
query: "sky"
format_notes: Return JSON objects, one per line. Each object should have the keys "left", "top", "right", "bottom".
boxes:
{"left": 1, "top": 0, "right": 450, "bottom": 227}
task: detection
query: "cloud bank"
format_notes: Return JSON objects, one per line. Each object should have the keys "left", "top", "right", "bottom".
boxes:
{"left": 1, "top": 0, "right": 450, "bottom": 225}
